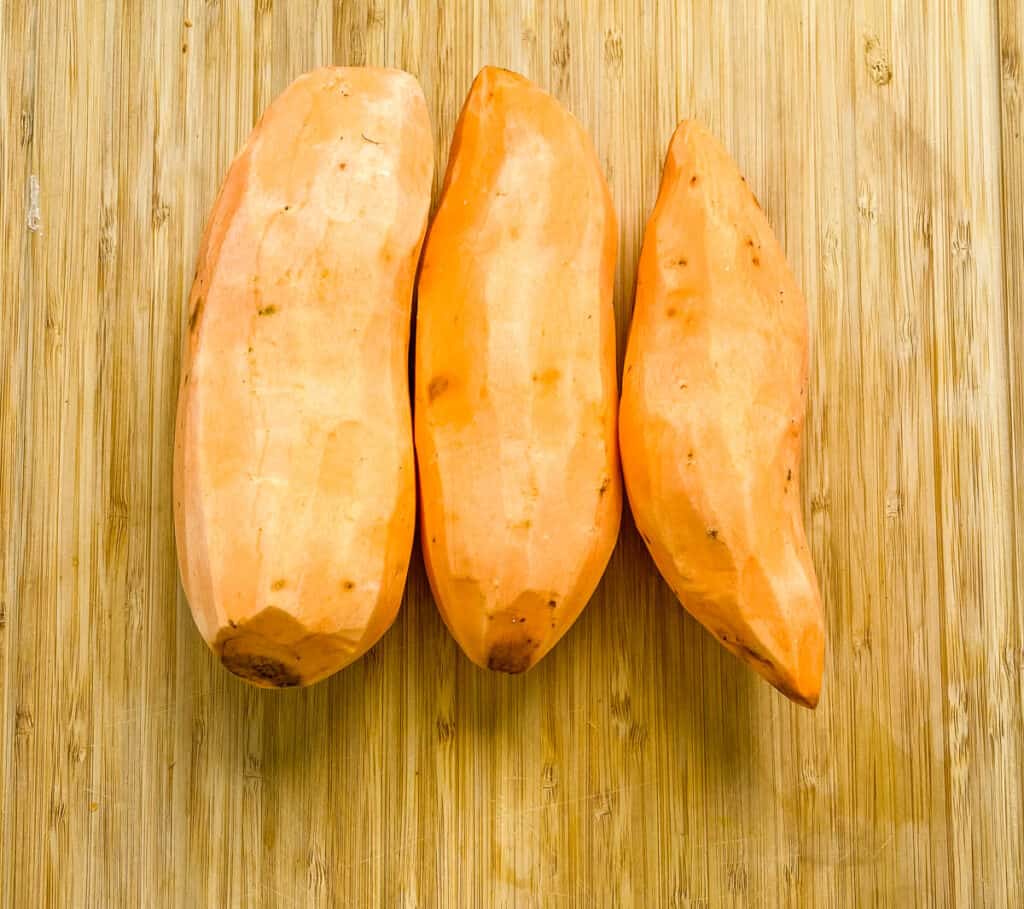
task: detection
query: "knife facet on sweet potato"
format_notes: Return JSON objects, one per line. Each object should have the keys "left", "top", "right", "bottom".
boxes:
{"left": 619, "top": 121, "right": 825, "bottom": 707}
{"left": 415, "top": 67, "right": 621, "bottom": 673}
{"left": 173, "top": 67, "right": 433, "bottom": 687}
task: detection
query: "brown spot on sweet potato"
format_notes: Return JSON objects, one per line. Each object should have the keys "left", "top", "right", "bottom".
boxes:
{"left": 487, "top": 639, "right": 536, "bottom": 673}
{"left": 188, "top": 297, "right": 203, "bottom": 332}
{"left": 342, "top": 580, "right": 355, "bottom": 591}
{"left": 676, "top": 257, "right": 688, "bottom": 267}
{"left": 221, "top": 650, "right": 301, "bottom": 687}
{"left": 689, "top": 175, "right": 698, "bottom": 186}
{"left": 787, "top": 469, "right": 792, "bottom": 481}
{"left": 666, "top": 307, "right": 677, "bottom": 317}
{"left": 736, "top": 643, "right": 774, "bottom": 672}
{"left": 338, "top": 162, "right": 347, "bottom": 170}
{"left": 428, "top": 375, "right": 449, "bottom": 401}
{"left": 598, "top": 477, "right": 610, "bottom": 496}
{"left": 752, "top": 256, "right": 761, "bottom": 266}
{"left": 258, "top": 305, "right": 277, "bottom": 317}
{"left": 548, "top": 599, "right": 557, "bottom": 608}
{"left": 707, "top": 528, "right": 719, "bottom": 539}
{"left": 271, "top": 579, "right": 287, "bottom": 591}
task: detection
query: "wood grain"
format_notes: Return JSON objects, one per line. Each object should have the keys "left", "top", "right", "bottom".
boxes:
{"left": 2, "top": 1, "right": 1021, "bottom": 906}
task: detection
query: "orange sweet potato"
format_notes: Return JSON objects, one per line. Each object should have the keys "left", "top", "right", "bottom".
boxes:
{"left": 415, "top": 67, "right": 621, "bottom": 673}
{"left": 174, "top": 67, "right": 433, "bottom": 687}
{"left": 619, "top": 121, "right": 825, "bottom": 707}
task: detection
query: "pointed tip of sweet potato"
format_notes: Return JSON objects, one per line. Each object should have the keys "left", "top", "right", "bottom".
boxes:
{"left": 732, "top": 617, "right": 825, "bottom": 709}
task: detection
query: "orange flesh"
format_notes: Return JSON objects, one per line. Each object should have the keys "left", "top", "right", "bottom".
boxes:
{"left": 415, "top": 67, "right": 621, "bottom": 673}
{"left": 619, "top": 121, "right": 825, "bottom": 707}
{"left": 173, "top": 67, "right": 433, "bottom": 687}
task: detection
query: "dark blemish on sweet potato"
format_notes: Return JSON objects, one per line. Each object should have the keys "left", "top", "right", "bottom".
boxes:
{"left": 428, "top": 375, "right": 449, "bottom": 401}
{"left": 229, "top": 620, "right": 238, "bottom": 629}
{"left": 675, "top": 257, "right": 688, "bottom": 267}
{"left": 188, "top": 297, "right": 203, "bottom": 332}
{"left": 599, "top": 477, "right": 610, "bottom": 496}
{"left": 679, "top": 382, "right": 687, "bottom": 390}
{"left": 258, "top": 305, "right": 277, "bottom": 316}
{"left": 222, "top": 651, "right": 301, "bottom": 687}
{"left": 787, "top": 469, "right": 792, "bottom": 481}
{"left": 338, "top": 162, "right": 347, "bottom": 170}
{"left": 707, "top": 528, "right": 719, "bottom": 539}
{"left": 687, "top": 450, "right": 694, "bottom": 462}
{"left": 752, "top": 256, "right": 761, "bottom": 266}
{"left": 343, "top": 580, "right": 355, "bottom": 591}
{"left": 690, "top": 175, "right": 698, "bottom": 186}
{"left": 361, "top": 132, "right": 381, "bottom": 145}
{"left": 736, "top": 643, "right": 773, "bottom": 671}
{"left": 487, "top": 639, "right": 536, "bottom": 674}
{"left": 548, "top": 599, "right": 557, "bottom": 608}
{"left": 666, "top": 307, "right": 677, "bottom": 317}
{"left": 271, "top": 579, "right": 287, "bottom": 591}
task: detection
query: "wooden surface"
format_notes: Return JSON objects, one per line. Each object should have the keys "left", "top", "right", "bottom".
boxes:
{"left": 1, "top": 1, "right": 1021, "bottom": 905}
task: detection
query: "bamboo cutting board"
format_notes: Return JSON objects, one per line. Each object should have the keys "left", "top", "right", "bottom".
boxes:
{"left": 2, "top": 2, "right": 1022, "bottom": 906}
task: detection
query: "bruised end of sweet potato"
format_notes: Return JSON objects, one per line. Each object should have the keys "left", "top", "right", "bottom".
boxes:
{"left": 485, "top": 637, "right": 539, "bottom": 674}
{"left": 212, "top": 606, "right": 362, "bottom": 689}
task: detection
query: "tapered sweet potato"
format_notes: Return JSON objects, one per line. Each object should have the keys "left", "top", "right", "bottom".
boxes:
{"left": 619, "top": 121, "right": 825, "bottom": 707}
{"left": 174, "top": 67, "right": 433, "bottom": 687}
{"left": 415, "top": 67, "right": 621, "bottom": 673}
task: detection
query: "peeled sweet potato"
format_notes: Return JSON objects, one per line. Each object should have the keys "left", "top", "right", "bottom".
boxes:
{"left": 415, "top": 67, "right": 621, "bottom": 673}
{"left": 619, "top": 121, "right": 825, "bottom": 707}
{"left": 174, "top": 67, "right": 433, "bottom": 687}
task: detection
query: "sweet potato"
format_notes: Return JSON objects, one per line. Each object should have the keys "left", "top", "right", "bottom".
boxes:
{"left": 173, "top": 67, "right": 433, "bottom": 687}
{"left": 619, "top": 121, "right": 825, "bottom": 707}
{"left": 415, "top": 67, "right": 621, "bottom": 673}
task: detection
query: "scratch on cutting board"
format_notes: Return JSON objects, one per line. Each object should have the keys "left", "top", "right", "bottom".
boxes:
{"left": 495, "top": 780, "right": 655, "bottom": 821}
{"left": 26, "top": 175, "right": 41, "bottom": 232}
{"left": 102, "top": 689, "right": 210, "bottom": 729}
{"left": 337, "top": 835, "right": 430, "bottom": 877}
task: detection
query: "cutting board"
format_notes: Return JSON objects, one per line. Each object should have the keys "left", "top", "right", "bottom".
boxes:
{"left": 2, "top": 1, "right": 1022, "bottom": 906}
